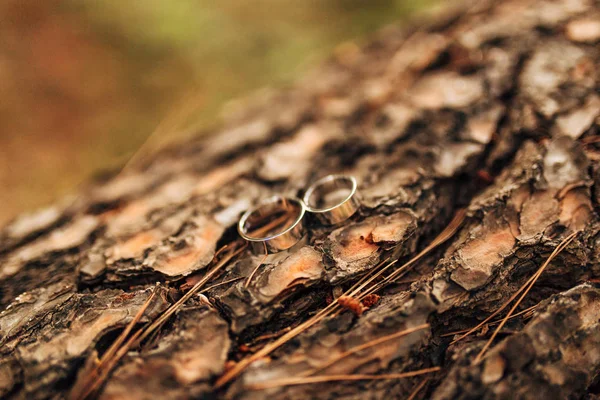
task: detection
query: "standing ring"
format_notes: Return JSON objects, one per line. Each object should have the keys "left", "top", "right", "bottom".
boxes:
{"left": 238, "top": 196, "right": 306, "bottom": 253}
{"left": 303, "top": 175, "right": 360, "bottom": 225}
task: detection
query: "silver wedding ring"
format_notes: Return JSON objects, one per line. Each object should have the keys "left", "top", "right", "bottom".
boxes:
{"left": 238, "top": 176, "right": 360, "bottom": 251}
{"left": 238, "top": 196, "right": 306, "bottom": 253}
{"left": 303, "top": 175, "right": 360, "bottom": 225}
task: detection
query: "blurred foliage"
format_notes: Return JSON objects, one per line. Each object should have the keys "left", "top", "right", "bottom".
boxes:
{"left": 0, "top": 0, "right": 437, "bottom": 224}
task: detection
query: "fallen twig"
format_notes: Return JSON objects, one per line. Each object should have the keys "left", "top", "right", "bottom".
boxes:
{"left": 134, "top": 243, "right": 246, "bottom": 347}
{"left": 74, "top": 242, "right": 246, "bottom": 399}
{"left": 247, "top": 367, "right": 441, "bottom": 390}
{"left": 441, "top": 305, "right": 537, "bottom": 338}
{"left": 70, "top": 287, "right": 158, "bottom": 400}
{"left": 358, "top": 209, "right": 466, "bottom": 299}
{"left": 246, "top": 326, "right": 293, "bottom": 346}
{"left": 407, "top": 378, "right": 429, "bottom": 400}
{"left": 473, "top": 231, "right": 578, "bottom": 363}
{"left": 303, "top": 323, "right": 430, "bottom": 377}
{"left": 200, "top": 276, "right": 245, "bottom": 294}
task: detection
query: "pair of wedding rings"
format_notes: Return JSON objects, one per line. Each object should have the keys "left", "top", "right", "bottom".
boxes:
{"left": 238, "top": 175, "right": 360, "bottom": 253}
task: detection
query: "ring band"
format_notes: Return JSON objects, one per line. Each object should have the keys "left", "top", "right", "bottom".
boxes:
{"left": 303, "top": 175, "right": 360, "bottom": 225}
{"left": 238, "top": 196, "right": 306, "bottom": 253}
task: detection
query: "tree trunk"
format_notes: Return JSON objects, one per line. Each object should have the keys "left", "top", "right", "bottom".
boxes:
{"left": 2, "top": 0, "right": 600, "bottom": 398}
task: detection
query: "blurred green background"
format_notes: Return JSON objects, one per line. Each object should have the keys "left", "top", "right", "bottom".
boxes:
{"left": 0, "top": 0, "right": 437, "bottom": 225}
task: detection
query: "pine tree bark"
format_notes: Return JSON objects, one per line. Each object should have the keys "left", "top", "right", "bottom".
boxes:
{"left": 2, "top": 0, "right": 600, "bottom": 398}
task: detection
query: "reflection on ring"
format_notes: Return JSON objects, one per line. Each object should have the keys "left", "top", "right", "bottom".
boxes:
{"left": 303, "top": 174, "right": 360, "bottom": 225}
{"left": 238, "top": 196, "right": 305, "bottom": 253}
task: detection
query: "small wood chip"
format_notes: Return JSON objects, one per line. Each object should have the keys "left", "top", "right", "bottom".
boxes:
{"left": 338, "top": 295, "right": 365, "bottom": 316}
{"left": 361, "top": 294, "right": 380, "bottom": 308}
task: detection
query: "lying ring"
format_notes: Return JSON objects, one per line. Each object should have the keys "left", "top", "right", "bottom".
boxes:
{"left": 238, "top": 196, "right": 306, "bottom": 253}
{"left": 303, "top": 175, "right": 360, "bottom": 225}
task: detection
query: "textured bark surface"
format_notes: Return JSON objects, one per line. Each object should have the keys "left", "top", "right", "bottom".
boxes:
{"left": 2, "top": 0, "right": 600, "bottom": 398}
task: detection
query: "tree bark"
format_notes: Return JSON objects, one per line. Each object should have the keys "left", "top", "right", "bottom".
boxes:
{"left": 2, "top": 0, "right": 600, "bottom": 398}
